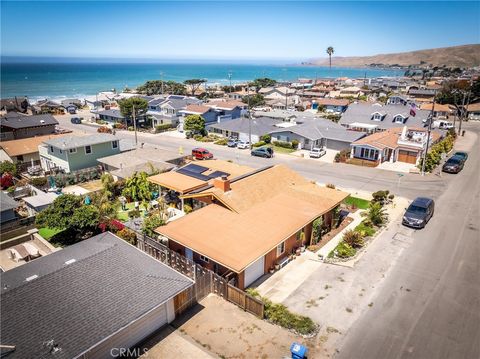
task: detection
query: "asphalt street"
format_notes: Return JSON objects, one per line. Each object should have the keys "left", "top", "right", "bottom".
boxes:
{"left": 337, "top": 123, "right": 480, "bottom": 359}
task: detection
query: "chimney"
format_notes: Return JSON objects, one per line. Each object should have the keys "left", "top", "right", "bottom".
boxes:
{"left": 213, "top": 175, "right": 230, "bottom": 192}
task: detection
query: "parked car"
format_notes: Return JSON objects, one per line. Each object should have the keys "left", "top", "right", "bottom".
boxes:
{"left": 432, "top": 120, "right": 454, "bottom": 130}
{"left": 237, "top": 140, "right": 251, "bottom": 149}
{"left": 70, "top": 117, "right": 82, "bottom": 124}
{"left": 251, "top": 147, "right": 274, "bottom": 158}
{"left": 442, "top": 155, "right": 464, "bottom": 173}
{"left": 227, "top": 138, "right": 238, "bottom": 148}
{"left": 192, "top": 148, "right": 213, "bottom": 160}
{"left": 453, "top": 151, "right": 468, "bottom": 162}
{"left": 309, "top": 147, "right": 326, "bottom": 159}
{"left": 402, "top": 197, "right": 435, "bottom": 229}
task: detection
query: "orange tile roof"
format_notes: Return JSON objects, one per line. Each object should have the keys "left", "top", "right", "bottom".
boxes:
{"left": 353, "top": 128, "right": 401, "bottom": 150}
{"left": 183, "top": 104, "right": 212, "bottom": 114}
{"left": 315, "top": 98, "right": 350, "bottom": 107}
{"left": 207, "top": 99, "right": 247, "bottom": 110}
{"left": 0, "top": 134, "right": 68, "bottom": 157}
{"left": 467, "top": 102, "right": 480, "bottom": 112}
{"left": 419, "top": 103, "right": 453, "bottom": 112}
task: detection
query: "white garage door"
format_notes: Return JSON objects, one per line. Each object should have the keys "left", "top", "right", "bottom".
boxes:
{"left": 244, "top": 256, "right": 265, "bottom": 288}
{"left": 87, "top": 301, "right": 169, "bottom": 358}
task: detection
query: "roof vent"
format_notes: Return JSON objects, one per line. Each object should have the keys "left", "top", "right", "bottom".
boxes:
{"left": 40, "top": 120, "right": 45, "bottom": 123}
{"left": 26, "top": 275, "right": 38, "bottom": 282}
{"left": 64, "top": 259, "right": 76, "bottom": 265}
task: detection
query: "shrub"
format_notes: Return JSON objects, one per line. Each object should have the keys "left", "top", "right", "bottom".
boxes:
{"left": 97, "top": 126, "right": 112, "bottom": 134}
{"left": 193, "top": 134, "right": 203, "bottom": 141}
{"left": 264, "top": 299, "right": 317, "bottom": 335}
{"left": 326, "top": 183, "right": 336, "bottom": 189}
{"left": 116, "top": 228, "right": 137, "bottom": 245}
{"left": 214, "top": 138, "right": 228, "bottom": 145}
{"left": 272, "top": 140, "right": 292, "bottom": 149}
{"left": 335, "top": 149, "right": 350, "bottom": 163}
{"left": 260, "top": 134, "right": 271, "bottom": 143}
{"left": 388, "top": 194, "right": 395, "bottom": 201}
{"left": 342, "top": 229, "right": 364, "bottom": 248}
{"left": 184, "top": 204, "right": 193, "bottom": 214}
{"left": 354, "top": 221, "right": 376, "bottom": 237}
{"left": 128, "top": 209, "right": 141, "bottom": 218}
{"left": 155, "top": 124, "right": 173, "bottom": 133}
{"left": 372, "top": 190, "right": 389, "bottom": 205}
{"left": 127, "top": 126, "right": 134, "bottom": 131}
{"left": 113, "top": 122, "right": 126, "bottom": 129}
{"left": 30, "top": 177, "right": 48, "bottom": 188}
{"left": 335, "top": 242, "right": 356, "bottom": 258}
{"left": 0, "top": 161, "right": 17, "bottom": 176}
{"left": 291, "top": 139, "right": 299, "bottom": 149}
{"left": 364, "top": 202, "right": 387, "bottom": 226}
{"left": 253, "top": 141, "right": 266, "bottom": 147}
{"left": 1, "top": 173, "right": 14, "bottom": 189}
{"left": 142, "top": 214, "right": 165, "bottom": 237}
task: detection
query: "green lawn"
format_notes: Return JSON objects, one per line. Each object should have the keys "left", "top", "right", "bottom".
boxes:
{"left": 270, "top": 145, "right": 296, "bottom": 154}
{"left": 117, "top": 202, "right": 148, "bottom": 222}
{"left": 344, "top": 196, "right": 370, "bottom": 210}
{"left": 38, "top": 227, "right": 64, "bottom": 240}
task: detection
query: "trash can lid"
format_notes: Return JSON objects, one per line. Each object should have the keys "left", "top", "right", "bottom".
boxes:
{"left": 290, "top": 342, "right": 307, "bottom": 357}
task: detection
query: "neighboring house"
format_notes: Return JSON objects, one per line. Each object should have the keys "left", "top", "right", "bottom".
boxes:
{"left": 339, "top": 103, "right": 429, "bottom": 133}
{"left": 96, "top": 108, "right": 125, "bottom": 123}
{"left": 0, "top": 232, "right": 194, "bottom": 359}
{"left": 205, "top": 99, "right": 247, "bottom": 122}
{"left": 23, "top": 191, "right": 59, "bottom": 215}
{"left": 97, "top": 147, "right": 186, "bottom": 180}
{"left": 0, "top": 191, "right": 18, "bottom": 224}
{"left": 148, "top": 95, "right": 202, "bottom": 128}
{"left": 0, "top": 113, "right": 59, "bottom": 141}
{"left": 156, "top": 165, "right": 349, "bottom": 290}
{"left": 207, "top": 116, "right": 282, "bottom": 143}
{"left": 386, "top": 95, "right": 409, "bottom": 105}
{"left": 350, "top": 126, "right": 442, "bottom": 166}
{"left": 269, "top": 117, "right": 366, "bottom": 151}
{"left": 61, "top": 98, "right": 83, "bottom": 108}
{"left": 0, "top": 97, "right": 29, "bottom": 113}
{"left": 32, "top": 100, "right": 65, "bottom": 115}
{"left": 266, "top": 98, "right": 297, "bottom": 110}
{"left": 178, "top": 104, "right": 218, "bottom": 125}
{"left": 419, "top": 103, "right": 454, "bottom": 119}
{"left": 330, "top": 86, "right": 363, "bottom": 99}
{"left": 39, "top": 134, "right": 121, "bottom": 173}
{"left": 0, "top": 134, "right": 69, "bottom": 165}
{"left": 315, "top": 98, "right": 350, "bottom": 113}
{"left": 466, "top": 102, "right": 480, "bottom": 120}
{"left": 407, "top": 88, "right": 436, "bottom": 101}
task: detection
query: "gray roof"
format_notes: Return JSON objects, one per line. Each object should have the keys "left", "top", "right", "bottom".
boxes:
{"left": 0, "top": 114, "right": 58, "bottom": 130}
{"left": 23, "top": 192, "right": 58, "bottom": 209}
{"left": 96, "top": 108, "right": 124, "bottom": 119}
{"left": 254, "top": 110, "right": 316, "bottom": 121}
{"left": 110, "top": 162, "right": 175, "bottom": 179}
{"left": 43, "top": 134, "right": 118, "bottom": 150}
{"left": 0, "top": 191, "right": 18, "bottom": 211}
{"left": 339, "top": 103, "right": 429, "bottom": 130}
{"left": 0, "top": 232, "right": 193, "bottom": 359}
{"left": 408, "top": 88, "right": 436, "bottom": 96}
{"left": 97, "top": 147, "right": 184, "bottom": 169}
{"left": 207, "top": 117, "right": 282, "bottom": 136}
{"left": 270, "top": 118, "right": 366, "bottom": 143}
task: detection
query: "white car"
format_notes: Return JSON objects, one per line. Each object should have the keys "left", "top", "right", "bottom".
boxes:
{"left": 237, "top": 140, "right": 251, "bottom": 149}
{"left": 309, "top": 147, "right": 326, "bottom": 158}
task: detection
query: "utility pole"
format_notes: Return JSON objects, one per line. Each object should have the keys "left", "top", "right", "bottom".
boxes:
{"left": 421, "top": 91, "right": 436, "bottom": 176}
{"left": 228, "top": 72, "right": 232, "bottom": 93}
{"left": 247, "top": 85, "right": 252, "bottom": 149}
{"left": 459, "top": 77, "right": 473, "bottom": 135}
{"left": 132, "top": 104, "right": 138, "bottom": 147}
{"left": 160, "top": 72, "right": 164, "bottom": 95}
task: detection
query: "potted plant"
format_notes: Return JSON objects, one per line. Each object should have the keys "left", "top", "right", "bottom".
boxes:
{"left": 274, "top": 262, "right": 280, "bottom": 270}
{"left": 269, "top": 266, "right": 275, "bottom": 274}
{"left": 295, "top": 247, "right": 301, "bottom": 256}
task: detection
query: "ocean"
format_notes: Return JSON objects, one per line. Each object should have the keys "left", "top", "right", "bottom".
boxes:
{"left": 0, "top": 62, "right": 405, "bottom": 101}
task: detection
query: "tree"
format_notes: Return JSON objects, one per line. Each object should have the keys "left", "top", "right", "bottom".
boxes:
{"left": 142, "top": 211, "right": 166, "bottom": 237}
{"left": 100, "top": 173, "right": 115, "bottom": 199}
{"left": 364, "top": 202, "right": 387, "bottom": 226}
{"left": 184, "top": 79, "right": 207, "bottom": 96}
{"left": 0, "top": 161, "right": 17, "bottom": 176}
{"left": 122, "top": 172, "right": 152, "bottom": 202}
{"left": 118, "top": 97, "right": 149, "bottom": 120}
{"left": 136, "top": 80, "right": 186, "bottom": 95}
{"left": 242, "top": 93, "right": 265, "bottom": 108}
{"left": 326, "top": 46, "right": 334, "bottom": 69}
{"left": 250, "top": 78, "right": 277, "bottom": 92}
{"left": 183, "top": 114, "right": 206, "bottom": 134}
{"left": 71, "top": 205, "right": 100, "bottom": 231}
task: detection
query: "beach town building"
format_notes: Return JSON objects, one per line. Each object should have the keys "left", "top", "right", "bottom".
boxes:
{"left": 0, "top": 191, "right": 18, "bottom": 225}
{"left": 350, "top": 126, "right": 442, "bottom": 166}
{"left": 0, "top": 113, "right": 59, "bottom": 141}
{"left": 38, "top": 134, "right": 122, "bottom": 173}
{"left": 339, "top": 103, "right": 430, "bottom": 133}
{"left": 154, "top": 164, "right": 348, "bottom": 290}
{"left": 207, "top": 116, "right": 282, "bottom": 143}
{"left": 419, "top": 103, "right": 454, "bottom": 119}
{"left": 314, "top": 98, "right": 350, "bottom": 113}
{"left": 147, "top": 95, "right": 202, "bottom": 128}
{"left": 0, "top": 232, "right": 194, "bottom": 359}
{"left": 467, "top": 101, "right": 480, "bottom": 120}
{"left": 0, "top": 97, "right": 29, "bottom": 113}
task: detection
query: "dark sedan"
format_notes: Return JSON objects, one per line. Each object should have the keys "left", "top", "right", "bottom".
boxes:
{"left": 442, "top": 156, "right": 464, "bottom": 173}
{"left": 251, "top": 147, "right": 274, "bottom": 158}
{"left": 453, "top": 151, "right": 468, "bottom": 162}
{"left": 402, "top": 197, "right": 435, "bottom": 229}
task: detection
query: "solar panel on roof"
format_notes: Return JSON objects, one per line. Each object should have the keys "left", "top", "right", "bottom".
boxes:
{"left": 208, "top": 171, "right": 230, "bottom": 179}
{"left": 176, "top": 168, "right": 211, "bottom": 181}
{"left": 182, "top": 163, "right": 208, "bottom": 173}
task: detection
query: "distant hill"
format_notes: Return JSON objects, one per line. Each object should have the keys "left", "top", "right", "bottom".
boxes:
{"left": 308, "top": 44, "right": 480, "bottom": 68}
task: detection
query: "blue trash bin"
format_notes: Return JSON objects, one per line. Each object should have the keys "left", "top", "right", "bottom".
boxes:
{"left": 290, "top": 342, "right": 308, "bottom": 359}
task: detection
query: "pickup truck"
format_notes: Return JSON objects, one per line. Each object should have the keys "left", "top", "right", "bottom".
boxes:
{"left": 309, "top": 147, "right": 326, "bottom": 158}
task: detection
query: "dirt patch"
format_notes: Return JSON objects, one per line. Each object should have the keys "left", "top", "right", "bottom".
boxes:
{"left": 173, "top": 294, "right": 318, "bottom": 359}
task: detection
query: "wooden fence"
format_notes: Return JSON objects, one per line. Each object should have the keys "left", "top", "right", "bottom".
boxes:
{"left": 137, "top": 234, "right": 264, "bottom": 318}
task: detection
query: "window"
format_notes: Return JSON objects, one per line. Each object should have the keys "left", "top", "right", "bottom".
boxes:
{"left": 17, "top": 155, "right": 24, "bottom": 162}
{"left": 200, "top": 255, "right": 209, "bottom": 263}
{"left": 112, "top": 140, "right": 118, "bottom": 149}
{"left": 50, "top": 146, "right": 54, "bottom": 153}
{"left": 59, "top": 149, "right": 63, "bottom": 154}
{"left": 69, "top": 148, "right": 77, "bottom": 154}
{"left": 276, "top": 241, "right": 286, "bottom": 256}
{"left": 394, "top": 115, "right": 405, "bottom": 123}
{"left": 85, "top": 145, "right": 92, "bottom": 154}
{"left": 372, "top": 113, "right": 382, "bottom": 121}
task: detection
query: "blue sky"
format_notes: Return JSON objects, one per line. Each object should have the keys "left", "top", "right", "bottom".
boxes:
{"left": 1, "top": 1, "right": 479, "bottom": 61}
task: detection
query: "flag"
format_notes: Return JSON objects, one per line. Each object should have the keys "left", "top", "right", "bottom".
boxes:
{"left": 410, "top": 102, "right": 416, "bottom": 117}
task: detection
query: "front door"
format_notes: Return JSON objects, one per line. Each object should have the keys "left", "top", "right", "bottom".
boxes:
{"left": 185, "top": 248, "right": 193, "bottom": 260}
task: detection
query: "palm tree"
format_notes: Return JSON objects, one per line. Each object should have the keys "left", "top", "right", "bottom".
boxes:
{"left": 364, "top": 202, "right": 387, "bottom": 226}
{"left": 326, "top": 46, "right": 334, "bottom": 69}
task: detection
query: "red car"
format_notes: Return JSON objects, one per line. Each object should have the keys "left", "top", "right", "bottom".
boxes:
{"left": 192, "top": 147, "right": 213, "bottom": 160}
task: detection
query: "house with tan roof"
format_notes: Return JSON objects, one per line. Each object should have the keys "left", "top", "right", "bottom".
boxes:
{"left": 154, "top": 164, "right": 349, "bottom": 289}
{"left": 350, "top": 126, "right": 442, "bottom": 166}
{"left": 419, "top": 103, "right": 454, "bottom": 119}
{"left": 467, "top": 101, "right": 480, "bottom": 120}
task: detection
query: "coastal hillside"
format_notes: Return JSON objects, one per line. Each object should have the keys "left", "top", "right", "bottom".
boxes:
{"left": 309, "top": 44, "right": 480, "bottom": 68}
